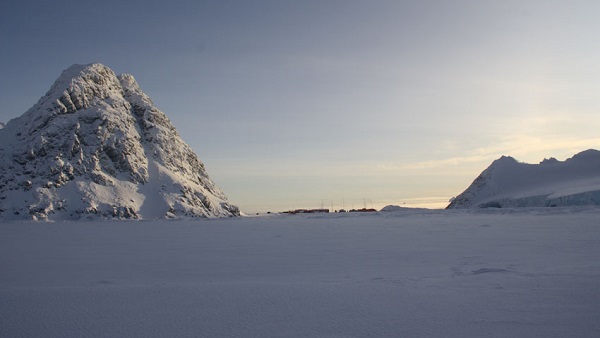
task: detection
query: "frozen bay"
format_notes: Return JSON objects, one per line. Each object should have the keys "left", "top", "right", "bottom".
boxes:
{"left": 1, "top": 208, "right": 599, "bottom": 337}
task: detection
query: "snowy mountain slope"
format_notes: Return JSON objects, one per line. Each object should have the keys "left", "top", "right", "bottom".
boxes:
{"left": 447, "top": 149, "right": 600, "bottom": 208}
{"left": 0, "top": 63, "right": 239, "bottom": 220}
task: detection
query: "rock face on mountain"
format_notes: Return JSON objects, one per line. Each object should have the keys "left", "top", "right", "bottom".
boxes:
{"left": 0, "top": 63, "right": 240, "bottom": 220}
{"left": 447, "top": 149, "right": 600, "bottom": 209}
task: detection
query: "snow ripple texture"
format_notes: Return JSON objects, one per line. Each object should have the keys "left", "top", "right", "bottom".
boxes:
{"left": 0, "top": 63, "right": 239, "bottom": 220}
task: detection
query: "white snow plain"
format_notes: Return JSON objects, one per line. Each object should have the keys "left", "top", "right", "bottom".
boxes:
{"left": 2, "top": 207, "right": 600, "bottom": 337}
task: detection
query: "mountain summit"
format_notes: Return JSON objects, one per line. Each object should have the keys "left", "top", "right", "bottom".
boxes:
{"left": 447, "top": 149, "right": 600, "bottom": 209}
{"left": 0, "top": 63, "right": 239, "bottom": 220}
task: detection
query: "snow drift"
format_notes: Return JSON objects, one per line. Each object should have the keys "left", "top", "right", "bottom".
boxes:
{"left": 0, "top": 63, "right": 239, "bottom": 220}
{"left": 447, "top": 149, "right": 600, "bottom": 209}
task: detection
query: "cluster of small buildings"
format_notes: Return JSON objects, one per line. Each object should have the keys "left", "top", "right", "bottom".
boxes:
{"left": 282, "top": 208, "right": 330, "bottom": 214}
{"left": 281, "top": 207, "right": 377, "bottom": 214}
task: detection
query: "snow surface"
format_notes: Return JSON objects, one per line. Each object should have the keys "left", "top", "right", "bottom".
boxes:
{"left": 448, "top": 149, "right": 600, "bottom": 209}
{"left": 2, "top": 208, "right": 600, "bottom": 337}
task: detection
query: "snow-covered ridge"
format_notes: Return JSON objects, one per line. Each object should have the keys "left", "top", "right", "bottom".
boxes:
{"left": 447, "top": 149, "right": 600, "bottom": 209}
{"left": 0, "top": 63, "right": 239, "bottom": 220}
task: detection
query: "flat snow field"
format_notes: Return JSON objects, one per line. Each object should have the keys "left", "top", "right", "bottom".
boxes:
{"left": 1, "top": 208, "right": 600, "bottom": 338}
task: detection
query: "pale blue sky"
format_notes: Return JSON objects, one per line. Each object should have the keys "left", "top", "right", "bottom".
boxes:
{"left": 1, "top": 1, "right": 599, "bottom": 212}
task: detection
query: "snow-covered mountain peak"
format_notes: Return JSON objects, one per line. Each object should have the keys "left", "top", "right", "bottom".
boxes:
{"left": 447, "top": 149, "right": 600, "bottom": 209}
{"left": 7, "top": 63, "right": 125, "bottom": 137}
{"left": 497, "top": 155, "right": 516, "bottom": 162}
{"left": 0, "top": 63, "right": 239, "bottom": 220}
{"left": 570, "top": 149, "right": 600, "bottom": 162}
{"left": 540, "top": 157, "right": 559, "bottom": 165}
{"left": 485, "top": 155, "right": 519, "bottom": 173}
{"left": 491, "top": 155, "right": 519, "bottom": 166}
{"left": 45, "top": 63, "right": 121, "bottom": 110}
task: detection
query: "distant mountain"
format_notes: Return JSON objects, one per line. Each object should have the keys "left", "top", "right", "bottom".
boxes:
{"left": 0, "top": 122, "right": 5, "bottom": 129}
{"left": 0, "top": 63, "right": 239, "bottom": 220}
{"left": 447, "top": 150, "right": 600, "bottom": 209}
{"left": 380, "top": 205, "right": 429, "bottom": 212}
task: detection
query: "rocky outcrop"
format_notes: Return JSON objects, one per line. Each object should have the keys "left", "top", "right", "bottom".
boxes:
{"left": 0, "top": 63, "right": 239, "bottom": 220}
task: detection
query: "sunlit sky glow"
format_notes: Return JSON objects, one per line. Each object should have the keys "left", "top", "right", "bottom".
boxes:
{"left": 1, "top": 0, "right": 599, "bottom": 212}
